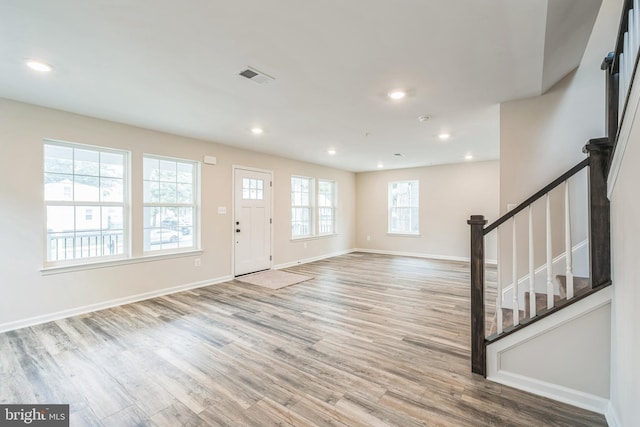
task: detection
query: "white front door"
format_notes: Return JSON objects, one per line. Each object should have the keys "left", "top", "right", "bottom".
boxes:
{"left": 233, "top": 168, "right": 272, "bottom": 276}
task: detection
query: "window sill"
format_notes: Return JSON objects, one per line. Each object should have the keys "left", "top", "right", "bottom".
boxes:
{"left": 291, "top": 233, "right": 338, "bottom": 242}
{"left": 386, "top": 232, "right": 421, "bottom": 237}
{"left": 40, "top": 249, "right": 203, "bottom": 276}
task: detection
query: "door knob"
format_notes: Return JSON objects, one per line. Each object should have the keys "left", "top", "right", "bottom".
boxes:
{"left": 236, "top": 228, "right": 241, "bottom": 233}
{"left": 236, "top": 221, "right": 240, "bottom": 225}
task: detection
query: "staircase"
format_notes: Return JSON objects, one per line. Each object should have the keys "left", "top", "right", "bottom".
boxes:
{"left": 468, "top": 137, "right": 613, "bottom": 376}
{"left": 488, "top": 274, "right": 591, "bottom": 337}
{"left": 468, "top": 0, "right": 640, "bottom": 378}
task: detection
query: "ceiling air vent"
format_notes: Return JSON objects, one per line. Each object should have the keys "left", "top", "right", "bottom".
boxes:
{"left": 238, "top": 67, "right": 275, "bottom": 85}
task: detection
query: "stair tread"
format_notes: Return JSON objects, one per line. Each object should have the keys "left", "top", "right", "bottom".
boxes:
{"left": 556, "top": 275, "right": 591, "bottom": 298}
{"left": 492, "top": 275, "right": 592, "bottom": 336}
{"left": 525, "top": 292, "right": 561, "bottom": 317}
{"left": 488, "top": 307, "right": 525, "bottom": 336}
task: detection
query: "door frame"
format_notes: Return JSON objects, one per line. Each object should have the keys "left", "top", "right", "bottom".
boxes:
{"left": 231, "top": 165, "right": 274, "bottom": 276}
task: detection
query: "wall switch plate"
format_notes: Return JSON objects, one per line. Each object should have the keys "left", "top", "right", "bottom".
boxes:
{"left": 194, "top": 258, "right": 201, "bottom": 267}
{"left": 218, "top": 206, "right": 227, "bottom": 214}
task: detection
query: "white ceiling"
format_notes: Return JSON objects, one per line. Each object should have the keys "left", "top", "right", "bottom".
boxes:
{"left": 0, "top": 0, "right": 601, "bottom": 172}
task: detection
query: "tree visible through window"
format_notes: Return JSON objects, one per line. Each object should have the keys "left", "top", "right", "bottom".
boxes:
{"left": 143, "top": 156, "right": 198, "bottom": 252}
{"left": 388, "top": 180, "right": 419, "bottom": 234}
{"left": 44, "top": 140, "right": 128, "bottom": 263}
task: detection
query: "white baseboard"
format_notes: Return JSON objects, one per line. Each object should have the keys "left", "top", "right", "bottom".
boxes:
{"left": 489, "top": 370, "right": 609, "bottom": 414}
{"left": 0, "top": 275, "right": 233, "bottom": 334}
{"left": 274, "top": 249, "right": 354, "bottom": 269}
{"left": 605, "top": 402, "right": 622, "bottom": 427}
{"left": 353, "top": 248, "right": 471, "bottom": 263}
{"left": 275, "top": 247, "right": 478, "bottom": 269}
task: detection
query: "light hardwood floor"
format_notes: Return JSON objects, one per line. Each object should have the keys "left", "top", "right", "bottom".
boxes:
{"left": 0, "top": 253, "right": 607, "bottom": 426}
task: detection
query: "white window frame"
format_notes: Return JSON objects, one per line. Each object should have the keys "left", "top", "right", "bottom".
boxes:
{"left": 143, "top": 154, "right": 200, "bottom": 254}
{"left": 388, "top": 180, "right": 420, "bottom": 235}
{"left": 318, "top": 179, "right": 336, "bottom": 235}
{"left": 44, "top": 139, "right": 130, "bottom": 266}
{"left": 291, "top": 175, "right": 314, "bottom": 238}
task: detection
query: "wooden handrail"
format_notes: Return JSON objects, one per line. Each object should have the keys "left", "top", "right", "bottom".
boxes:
{"left": 483, "top": 158, "right": 590, "bottom": 234}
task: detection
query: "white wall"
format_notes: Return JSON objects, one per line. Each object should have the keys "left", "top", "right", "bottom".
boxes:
{"left": 355, "top": 160, "right": 500, "bottom": 261}
{"left": 609, "top": 99, "right": 640, "bottom": 427}
{"left": 500, "top": 0, "right": 619, "bottom": 209}
{"left": 500, "top": 305, "right": 610, "bottom": 398}
{"left": 0, "top": 98, "right": 356, "bottom": 329}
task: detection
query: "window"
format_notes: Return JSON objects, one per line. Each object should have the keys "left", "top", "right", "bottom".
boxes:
{"left": 242, "top": 178, "right": 264, "bottom": 200}
{"left": 291, "top": 177, "right": 337, "bottom": 238}
{"left": 388, "top": 180, "right": 419, "bottom": 234}
{"left": 44, "top": 140, "right": 128, "bottom": 263}
{"left": 291, "top": 176, "right": 313, "bottom": 238}
{"left": 318, "top": 180, "right": 336, "bottom": 234}
{"left": 143, "top": 156, "right": 198, "bottom": 252}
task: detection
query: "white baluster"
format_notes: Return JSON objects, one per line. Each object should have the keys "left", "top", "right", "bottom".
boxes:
{"left": 512, "top": 218, "right": 519, "bottom": 326}
{"left": 546, "top": 193, "right": 554, "bottom": 309}
{"left": 564, "top": 181, "right": 574, "bottom": 299}
{"left": 625, "top": 32, "right": 631, "bottom": 91}
{"left": 635, "top": 1, "right": 640, "bottom": 58}
{"left": 620, "top": 52, "right": 626, "bottom": 124}
{"left": 529, "top": 205, "right": 536, "bottom": 318}
{"left": 629, "top": 12, "right": 636, "bottom": 71}
{"left": 497, "top": 227, "right": 503, "bottom": 334}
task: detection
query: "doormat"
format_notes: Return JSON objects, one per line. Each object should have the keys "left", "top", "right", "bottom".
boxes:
{"left": 236, "top": 270, "right": 313, "bottom": 290}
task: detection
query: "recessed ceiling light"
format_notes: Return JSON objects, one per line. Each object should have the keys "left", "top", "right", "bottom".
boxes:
{"left": 328, "top": 149, "right": 336, "bottom": 155}
{"left": 25, "top": 59, "right": 53, "bottom": 73}
{"left": 251, "top": 127, "right": 264, "bottom": 135}
{"left": 387, "top": 90, "right": 406, "bottom": 100}
{"left": 465, "top": 154, "right": 473, "bottom": 160}
{"left": 377, "top": 162, "right": 384, "bottom": 169}
{"left": 438, "top": 133, "right": 451, "bottom": 140}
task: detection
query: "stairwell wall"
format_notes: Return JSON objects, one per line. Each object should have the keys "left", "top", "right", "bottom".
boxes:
{"left": 608, "top": 84, "right": 640, "bottom": 427}
{"left": 499, "top": 0, "right": 621, "bottom": 290}
{"left": 498, "top": 0, "right": 623, "bottom": 417}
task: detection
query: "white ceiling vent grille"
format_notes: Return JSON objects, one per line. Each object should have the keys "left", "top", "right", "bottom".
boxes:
{"left": 238, "top": 67, "right": 275, "bottom": 85}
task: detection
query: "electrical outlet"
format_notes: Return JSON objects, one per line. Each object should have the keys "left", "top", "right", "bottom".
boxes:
{"left": 194, "top": 258, "right": 201, "bottom": 267}
{"left": 303, "top": 242, "right": 307, "bottom": 249}
{"left": 367, "top": 235, "right": 371, "bottom": 241}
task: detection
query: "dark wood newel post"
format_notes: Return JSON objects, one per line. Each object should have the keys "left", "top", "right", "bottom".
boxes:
{"left": 468, "top": 214, "right": 487, "bottom": 376}
{"left": 583, "top": 138, "right": 613, "bottom": 289}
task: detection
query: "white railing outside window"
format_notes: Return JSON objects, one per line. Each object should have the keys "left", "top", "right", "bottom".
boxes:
{"left": 44, "top": 140, "right": 129, "bottom": 264}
